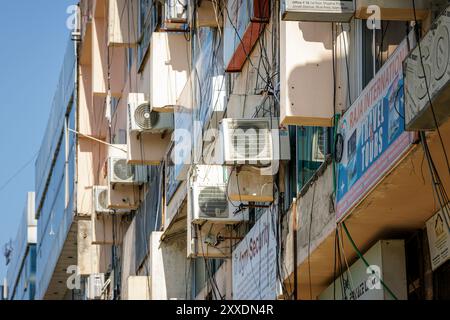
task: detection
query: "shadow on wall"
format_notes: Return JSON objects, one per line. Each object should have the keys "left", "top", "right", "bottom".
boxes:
{"left": 287, "top": 22, "right": 349, "bottom": 118}
{"left": 167, "top": 35, "right": 191, "bottom": 73}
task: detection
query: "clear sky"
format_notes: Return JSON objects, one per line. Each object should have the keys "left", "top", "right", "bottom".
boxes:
{"left": 0, "top": 1, "right": 77, "bottom": 281}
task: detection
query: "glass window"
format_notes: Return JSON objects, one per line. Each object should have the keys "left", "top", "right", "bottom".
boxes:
{"left": 361, "top": 20, "right": 409, "bottom": 88}
{"left": 193, "top": 258, "right": 224, "bottom": 298}
{"left": 138, "top": 0, "right": 158, "bottom": 69}
{"left": 296, "top": 126, "right": 331, "bottom": 192}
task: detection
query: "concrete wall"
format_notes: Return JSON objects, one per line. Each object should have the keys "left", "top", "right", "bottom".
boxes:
{"left": 283, "top": 163, "right": 336, "bottom": 280}
{"left": 121, "top": 227, "right": 191, "bottom": 300}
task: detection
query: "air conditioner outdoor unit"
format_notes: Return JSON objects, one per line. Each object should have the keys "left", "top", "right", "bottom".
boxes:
{"left": 93, "top": 186, "right": 112, "bottom": 214}
{"left": 189, "top": 165, "right": 247, "bottom": 224}
{"left": 220, "top": 118, "right": 274, "bottom": 165}
{"left": 128, "top": 93, "right": 174, "bottom": 134}
{"left": 281, "top": 0, "right": 355, "bottom": 22}
{"left": 108, "top": 144, "right": 148, "bottom": 185}
{"left": 86, "top": 273, "right": 105, "bottom": 300}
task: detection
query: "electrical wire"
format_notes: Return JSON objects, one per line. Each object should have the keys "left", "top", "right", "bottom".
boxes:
{"left": 341, "top": 222, "right": 399, "bottom": 300}
{"left": 0, "top": 151, "right": 39, "bottom": 194}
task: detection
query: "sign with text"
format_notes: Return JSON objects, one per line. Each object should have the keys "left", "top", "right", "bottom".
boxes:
{"left": 336, "top": 35, "right": 415, "bottom": 222}
{"left": 232, "top": 210, "right": 277, "bottom": 300}
{"left": 282, "top": 0, "right": 355, "bottom": 22}
{"left": 319, "top": 240, "right": 407, "bottom": 300}
{"left": 404, "top": 5, "right": 450, "bottom": 130}
{"left": 426, "top": 208, "right": 450, "bottom": 271}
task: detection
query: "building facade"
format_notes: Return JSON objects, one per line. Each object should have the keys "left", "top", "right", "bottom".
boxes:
{"left": 5, "top": 192, "right": 37, "bottom": 300}
{"left": 7, "top": 0, "right": 450, "bottom": 300}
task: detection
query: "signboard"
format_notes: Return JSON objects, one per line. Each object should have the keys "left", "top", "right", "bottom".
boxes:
{"left": 282, "top": 0, "right": 355, "bottom": 22}
{"left": 404, "top": 5, "right": 450, "bottom": 130}
{"left": 336, "top": 35, "right": 415, "bottom": 222}
{"left": 232, "top": 210, "right": 277, "bottom": 300}
{"left": 426, "top": 208, "right": 450, "bottom": 271}
{"left": 319, "top": 240, "right": 407, "bottom": 300}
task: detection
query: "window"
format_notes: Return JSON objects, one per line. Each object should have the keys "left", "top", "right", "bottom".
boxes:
{"left": 193, "top": 258, "right": 224, "bottom": 299}
{"left": 296, "top": 126, "right": 332, "bottom": 192}
{"left": 138, "top": 0, "right": 159, "bottom": 69}
{"left": 361, "top": 20, "right": 410, "bottom": 88}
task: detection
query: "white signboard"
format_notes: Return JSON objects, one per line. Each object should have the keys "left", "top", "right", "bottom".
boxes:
{"left": 232, "top": 210, "right": 277, "bottom": 300}
{"left": 319, "top": 240, "right": 407, "bottom": 300}
{"left": 426, "top": 209, "right": 450, "bottom": 271}
{"left": 282, "top": 0, "right": 355, "bottom": 22}
{"left": 286, "top": 0, "right": 354, "bottom": 11}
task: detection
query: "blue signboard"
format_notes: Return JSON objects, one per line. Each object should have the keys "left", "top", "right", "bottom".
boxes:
{"left": 336, "top": 37, "right": 415, "bottom": 221}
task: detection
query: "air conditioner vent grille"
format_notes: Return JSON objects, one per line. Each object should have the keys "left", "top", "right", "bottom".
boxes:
{"left": 114, "top": 159, "right": 134, "bottom": 181}
{"left": 98, "top": 189, "right": 109, "bottom": 211}
{"left": 134, "top": 103, "right": 159, "bottom": 130}
{"left": 226, "top": 122, "right": 272, "bottom": 161}
{"left": 198, "top": 186, "right": 228, "bottom": 218}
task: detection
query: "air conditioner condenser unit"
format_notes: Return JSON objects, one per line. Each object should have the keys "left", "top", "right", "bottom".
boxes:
{"left": 188, "top": 165, "right": 248, "bottom": 224}
{"left": 108, "top": 144, "right": 148, "bottom": 185}
{"left": 128, "top": 93, "right": 174, "bottom": 134}
{"left": 93, "top": 186, "right": 112, "bottom": 214}
{"left": 219, "top": 117, "right": 290, "bottom": 165}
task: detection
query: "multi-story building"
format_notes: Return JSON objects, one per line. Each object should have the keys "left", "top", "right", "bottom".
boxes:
{"left": 33, "top": 37, "right": 78, "bottom": 300}
{"left": 6, "top": 192, "right": 37, "bottom": 300}
{"left": 11, "top": 0, "right": 450, "bottom": 300}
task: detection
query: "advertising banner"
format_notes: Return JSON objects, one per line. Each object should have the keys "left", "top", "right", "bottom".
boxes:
{"left": 336, "top": 35, "right": 415, "bottom": 222}
{"left": 232, "top": 209, "right": 277, "bottom": 300}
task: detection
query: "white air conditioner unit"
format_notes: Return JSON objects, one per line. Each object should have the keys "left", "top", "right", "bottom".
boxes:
{"left": 108, "top": 157, "right": 148, "bottom": 185}
{"left": 128, "top": 93, "right": 174, "bottom": 134}
{"left": 108, "top": 144, "right": 148, "bottom": 185}
{"left": 220, "top": 118, "right": 274, "bottom": 165}
{"left": 86, "top": 273, "right": 105, "bottom": 300}
{"left": 189, "top": 165, "right": 247, "bottom": 224}
{"left": 93, "top": 186, "right": 112, "bottom": 214}
{"left": 93, "top": 186, "right": 129, "bottom": 214}
{"left": 281, "top": 0, "right": 355, "bottom": 22}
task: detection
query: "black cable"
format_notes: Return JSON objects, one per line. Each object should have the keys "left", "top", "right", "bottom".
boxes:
{"left": 307, "top": 183, "right": 316, "bottom": 300}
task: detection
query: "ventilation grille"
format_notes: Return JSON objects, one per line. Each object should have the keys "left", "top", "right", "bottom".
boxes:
{"left": 134, "top": 103, "right": 159, "bottom": 130}
{"left": 113, "top": 159, "right": 135, "bottom": 182}
{"left": 226, "top": 121, "right": 272, "bottom": 161}
{"left": 197, "top": 186, "right": 228, "bottom": 219}
{"left": 97, "top": 189, "right": 109, "bottom": 211}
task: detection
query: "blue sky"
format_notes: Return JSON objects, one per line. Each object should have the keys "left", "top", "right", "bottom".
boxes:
{"left": 0, "top": 1, "right": 77, "bottom": 281}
